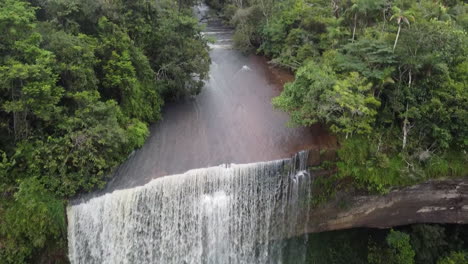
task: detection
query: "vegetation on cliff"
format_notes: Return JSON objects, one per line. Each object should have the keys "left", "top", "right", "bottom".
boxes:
{"left": 207, "top": 0, "right": 467, "bottom": 195}
{"left": 0, "top": 0, "right": 209, "bottom": 262}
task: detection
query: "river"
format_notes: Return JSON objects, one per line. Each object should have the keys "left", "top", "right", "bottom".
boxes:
{"left": 103, "top": 4, "right": 332, "bottom": 192}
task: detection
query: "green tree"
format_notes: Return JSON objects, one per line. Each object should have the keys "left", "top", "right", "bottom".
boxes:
{"left": 0, "top": 0, "right": 63, "bottom": 142}
{"left": 0, "top": 178, "right": 66, "bottom": 263}
{"left": 368, "top": 230, "right": 416, "bottom": 264}
{"left": 390, "top": 6, "right": 414, "bottom": 52}
{"left": 386, "top": 230, "right": 416, "bottom": 264}
{"left": 272, "top": 61, "right": 336, "bottom": 126}
{"left": 10, "top": 91, "right": 148, "bottom": 196}
{"left": 325, "top": 72, "right": 381, "bottom": 137}
{"left": 437, "top": 251, "right": 468, "bottom": 264}
{"left": 411, "top": 225, "right": 449, "bottom": 264}
{"left": 274, "top": 63, "right": 380, "bottom": 138}
{"left": 346, "top": 0, "right": 385, "bottom": 42}
{"left": 40, "top": 28, "right": 99, "bottom": 92}
{"left": 96, "top": 17, "right": 163, "bottom": 122}
{"left": 144, "top": 10, "right": 210, "bottom": 98}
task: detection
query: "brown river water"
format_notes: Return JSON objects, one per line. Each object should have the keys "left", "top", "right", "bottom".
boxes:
{"left": 103, "top": 5, "right": 333, "bottom": 193}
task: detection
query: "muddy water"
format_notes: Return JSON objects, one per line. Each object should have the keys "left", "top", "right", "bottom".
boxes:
{"left": 104, "top": 5, "right": 332, "bottom": 192}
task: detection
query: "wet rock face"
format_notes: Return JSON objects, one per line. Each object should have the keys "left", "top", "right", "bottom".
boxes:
{"left": 305, "top": 179, "right": 468, "bottom": 233}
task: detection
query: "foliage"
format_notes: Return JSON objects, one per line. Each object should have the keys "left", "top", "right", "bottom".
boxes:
{"left": 231, "top": 6, "right": 264, "bottom": 52}
{"left": 0, "top": 178, "right": 65, "bottom": 263}
{"left": 410, "top": 224, "right": 449, "bottom": 264}
{"left": 9, "top": 91, "right": 147, "bottom": 196}
{"left": 212, "top": 0, "right": 468, "bottom": 194}
{"left": 298, "top": 225, "right": 468, "bottom": 264}
{"left": 386, "top": 230, "right": 416, "bottom": 264}
{"left": 272, "top": 61, "right": 336, "bottom": 126}
{"left": 335, "top": 136, "right": 408, "bottom": 193}
{"left": 305, "top": 229, "right": 371, "bottom": 264}
{"left": 0, "top": 0, "right": 210, "bottom": 262}
{"left": 259, "top": 0, "right": 334, "bottom": 68}
{"left": 368, "top": 230, "right": 416, "bottom": 264}
{"left": 273, "top": 63, "right": 380, "bottom": 136}
{"left": 145, "top": 9, "right": 210, "bottom": 98}
{"left": 368, "top": 225, "right": 468, "bottom": 264}
{"left": 437, "top": 251, "right": 468, "bottom": 264}
{"left": 326, "top": 72, "right": 380, "bottom": 136}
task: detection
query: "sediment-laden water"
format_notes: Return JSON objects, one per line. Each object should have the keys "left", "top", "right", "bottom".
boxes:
{"left": 103, "top": 4, "right": 331, "bottom": 192}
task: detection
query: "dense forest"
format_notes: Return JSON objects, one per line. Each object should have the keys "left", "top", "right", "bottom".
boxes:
{"left": 0, "top": 0, "right": 209, "bottom": 262}
{"left": 208, "top": 0, "right": 467, "bottom": 195}
{"left": 205, "top": 0, "right": 468, "bottom": 263}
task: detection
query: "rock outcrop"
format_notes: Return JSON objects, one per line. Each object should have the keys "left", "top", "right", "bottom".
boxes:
{"left": 305, "top": 179, "right": 468, "bottom": 233}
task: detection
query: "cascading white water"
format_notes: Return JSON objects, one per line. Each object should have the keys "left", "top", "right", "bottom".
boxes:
{"left": 67, "top": 151, "right": 313, "bottom": 264}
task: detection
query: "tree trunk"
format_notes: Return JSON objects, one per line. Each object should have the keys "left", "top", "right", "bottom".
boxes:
{"left": 393, "top": 23, "right": 401, "bottom": 52}
{"left": 408, "top": 69, "right": 412, "bottom": 86}
{"left": 402, "top": 119, "right": 408, "bottom": 149}
{"left": 382, "top": 9, "right": 386, "bottom": 31}
{"left": 402, "top": 103, "right": 409, "bottom": 149}
{"left": 332, "top": 0, "right": 340, "bottom": 18}
{"left": 259, "top": 0, "right": 269, "bottom": 25}
{"left": 352, "top": 13, "right": 357, "bottom": 42}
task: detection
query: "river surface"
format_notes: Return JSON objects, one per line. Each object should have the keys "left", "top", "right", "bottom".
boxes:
{"left": 104, "top": 5, "right": 332, "bottom": 192}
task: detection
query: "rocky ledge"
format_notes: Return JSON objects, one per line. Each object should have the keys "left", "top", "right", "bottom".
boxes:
{"left": 305, "top": 179, "right": 468, "bottom": 233}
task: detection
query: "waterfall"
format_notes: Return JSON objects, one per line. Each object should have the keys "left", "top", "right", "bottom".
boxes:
{"left": 67, "top": 151, "right": 313, "bottom": 264}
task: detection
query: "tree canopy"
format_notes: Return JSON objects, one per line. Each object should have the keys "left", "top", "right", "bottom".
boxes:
{"left": 0, "top": 0, "right": 210, "bottom": 262}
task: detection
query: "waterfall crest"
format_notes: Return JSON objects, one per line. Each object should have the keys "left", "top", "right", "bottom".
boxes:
{"left": 67, "top": 151, "right": 313, "bottom": 264}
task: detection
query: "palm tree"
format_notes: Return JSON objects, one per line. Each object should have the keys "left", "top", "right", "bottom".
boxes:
{"left": 349, "top": 1, "right": 360, "bottom": 42}
{"left": 390, "top": 6, "right": 414, "bottom": 52}
{"left": 348, "top": 0, "right": 385, "bottom": 42}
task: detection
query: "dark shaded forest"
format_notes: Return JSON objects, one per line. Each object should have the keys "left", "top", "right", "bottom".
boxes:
{"left": 283, "top": 224, "right": 468, "bottom": 264}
